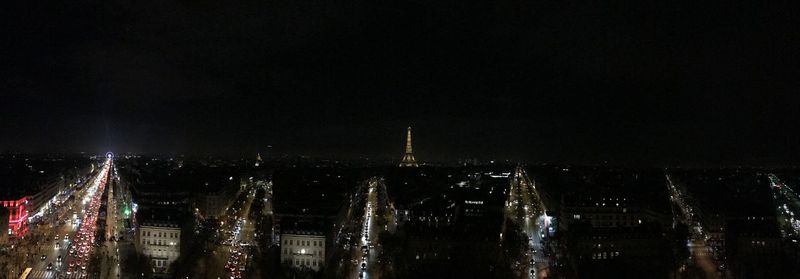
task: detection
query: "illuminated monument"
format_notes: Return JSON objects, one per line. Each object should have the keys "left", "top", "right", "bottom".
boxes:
{"left": 399, "top": 126, "right": 419, "bottom": 167}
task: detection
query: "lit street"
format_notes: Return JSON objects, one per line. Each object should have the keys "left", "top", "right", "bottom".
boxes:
{"left": 1, "top": 159, "right": 111, "bottom": 279}
{"left": 182, "top": 180, "right": 264, "bottom": 279}
{"left": 63, "top": 158, "right": 112, "bottom": 279}
{"left": 505, "top": 166, "right": 549, "bottom": 279}
{"left": 341, "top": 178, "right": 392, "bottom": 279}
{"left": 666, "top": 174, "right": 719, "bottom": 278}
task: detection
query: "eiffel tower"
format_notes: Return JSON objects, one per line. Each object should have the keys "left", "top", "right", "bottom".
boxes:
{"left": 399, "top": 126, "right": 419, "bottom": 167}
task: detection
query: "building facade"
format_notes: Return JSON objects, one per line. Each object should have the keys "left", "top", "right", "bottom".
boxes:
{"left": 559, "top": 196, "right": 667, "bottom": 231}
{"left": 137, "top": 222, "right": 182, "bottom": 274}
{"left": 193, "top": 193, "right": 228, "bottom": 219}
{"left": 0, "top": 197, "right": 30, "bottom": 237}
{"left": 280, "top": 231, "right": 326, "bottom": 271}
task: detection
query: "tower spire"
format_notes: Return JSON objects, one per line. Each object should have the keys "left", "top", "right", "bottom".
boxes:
{"left": 405, "top": 126, "right": 413, "bottom": 154}
{"left": 399, "top": 126, "right": 419, "bottom": 167}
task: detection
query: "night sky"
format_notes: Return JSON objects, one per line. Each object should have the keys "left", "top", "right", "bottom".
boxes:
{"left": 2, "top": 1, "right": 799, "bottom": 165}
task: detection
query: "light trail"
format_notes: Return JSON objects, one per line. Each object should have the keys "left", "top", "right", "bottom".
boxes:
{"left": 64, "top": 158, "right": 112, "bottom": 278}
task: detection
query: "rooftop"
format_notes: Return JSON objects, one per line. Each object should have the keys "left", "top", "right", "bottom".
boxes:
{"left": 137, "top": 207, "right": 187, "bottom": 227}
{"left": 0, "top": 154, "right": 91, "bottom": 200}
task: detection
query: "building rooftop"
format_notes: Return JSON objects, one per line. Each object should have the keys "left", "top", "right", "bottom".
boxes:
{"left": 137, "top": 207, "right": 186, "bottom": 227}
{"left": 272, "top": 167, "right": 356, "bottom": 217}
{"left": 280, "top": 216, "right": 328, "bottom": 235}
{"left": 674, "top": 169, "right": 774, "bottom": 218}
{"left": 0, "top": 155, "right": 91, "bottom": 200}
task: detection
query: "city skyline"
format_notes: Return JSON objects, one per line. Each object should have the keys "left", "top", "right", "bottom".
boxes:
{"left": 2, "top": 1, "right": 799, "bottom": 278}
{"left": 2, "top": 1, "right": 799, "bottom": 165}
{"left": 3, "top": 153, "right": 799, "bottom": 279}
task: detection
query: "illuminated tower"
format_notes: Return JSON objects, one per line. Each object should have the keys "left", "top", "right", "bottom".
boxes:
{"left": 255, "top": 153, "right": 263, "bottom": 167}
{"left": 399, "top": 126, "right": 419, "bottom": 167}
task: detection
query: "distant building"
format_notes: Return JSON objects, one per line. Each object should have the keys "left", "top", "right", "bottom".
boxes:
{"left": 280, "top": 230, "right": 326, "bottom": 271}
{"left": 559, "top": 195, "right": 667, "bottom": 231}
{"left": 726, "top": 217, "right": 785, "bottom": 278}
{"left": 28, "top": 180, "right": 62, "bottom": 217}
{"left": 565, "top": 224, "right": 674, "bottom": 277}
{"left": 272, "top": 167, "right": 354, "bottom": 221}
{"left": 0, "top": 179, "right": 63, "bottom": 238}
{"left": 552, "top": 172, "right": 676, "bottom": 277}
{"left": 701, "top": 212, "right": 726, "bottom": 258}
{"left": 0, "top": 157, "right": 90, "bottom": 238}
{"left": 399, "top": 126, "right": 419, "bottom": 167}
{"left": 193, "top": 193, "right": 228, "bottom": 219}
{"left": 136, "top": 209, "right": 183, "bottom": 275}
{"left": 192, "top": 177, "right": 238, "bottom": 220}
{"left": 388, "top": 173, "right": 508, "bottom": 278}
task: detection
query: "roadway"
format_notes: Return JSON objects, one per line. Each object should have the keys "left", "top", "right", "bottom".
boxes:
{"left": 63, "top": 159, "right": 112, "bottom": 279}
{"left": 220, "top": 185, "right": 259, "bottom": 279}
{"left": 666, "top": 174, "right": 719, "bottom": 279}
{"left": 18, "top": 159, "right": 112, "bottom": 279}
{"left": 182, "top": 183, "right": 259, "bottom": 279}
{"left": 505, "top": 166, "right": 549, "bottom": 279}
{"left": 347, "top": 178, "right": 392, "bottom": 279}
{"left": 769, "top": 174, "right": 800, "bottom": 239}
{"left": 3, "top": 169, "right": 94, "bottom": 279}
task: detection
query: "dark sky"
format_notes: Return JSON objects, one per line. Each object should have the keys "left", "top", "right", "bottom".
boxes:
{"left": 1, "top": 0, "right": 799, "bottom": 165}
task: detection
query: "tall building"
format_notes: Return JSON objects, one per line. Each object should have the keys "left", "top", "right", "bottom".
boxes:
{"left": 399, "top": 126, "right": 419, "bottom": 167}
